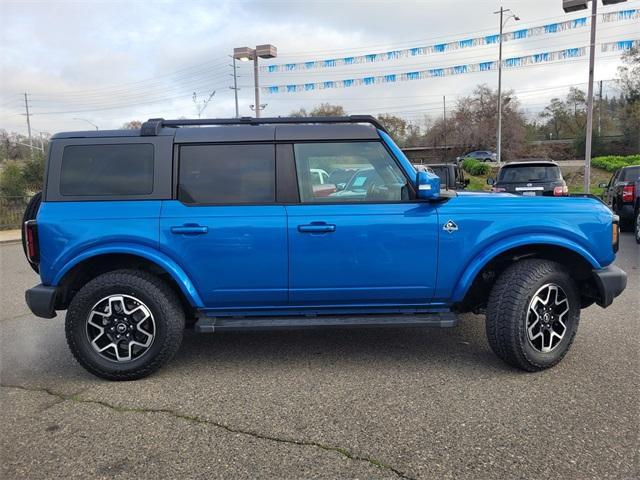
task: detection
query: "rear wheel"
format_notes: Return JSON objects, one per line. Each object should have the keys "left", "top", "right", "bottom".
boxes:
{"left": 486, "top": 259, "right": 580, "bottom": 371}
{"left": 21, "top": 191, "right": 42, "bottom": 273}
{"left": 635, "top": 209, "right": 639, "bottom": 244}
{"left": 65, "top": 270, "right": 184, "bottom": 380}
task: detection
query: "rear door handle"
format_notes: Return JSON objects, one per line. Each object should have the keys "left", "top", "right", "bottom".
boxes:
{"left": 298, "top": 223, "right": 336, "bottom": 234}
{"left": 171, "top": 224, "right": 208, "bottom": 235}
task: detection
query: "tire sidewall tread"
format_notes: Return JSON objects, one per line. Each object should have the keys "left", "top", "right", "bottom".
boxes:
{"left": 486, "top": 259, "right": 580, "bottom": 372}
{"left": 65, "top": 269, "right": 184, "bottom": 381}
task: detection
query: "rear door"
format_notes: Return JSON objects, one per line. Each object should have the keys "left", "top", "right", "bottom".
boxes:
{"left": 160, "top": 143, "right": 288, "bottom": 309}
{"left": 286, "top": 141, "right": 438, "bottom": 306}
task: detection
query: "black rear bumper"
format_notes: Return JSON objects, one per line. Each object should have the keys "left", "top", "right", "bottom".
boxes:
{"left": 25, "top": 284, "right": 57, "bottom": 319}
{"left": 592, "top": 265, "right": 627, "bottom": 308}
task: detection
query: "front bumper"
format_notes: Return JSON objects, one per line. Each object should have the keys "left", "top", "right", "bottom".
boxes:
{"left": 592, "top": 265, "right": 627, "bottom": 308}
{"left": 25, "top": 284, "right": 58, "bottom": 319}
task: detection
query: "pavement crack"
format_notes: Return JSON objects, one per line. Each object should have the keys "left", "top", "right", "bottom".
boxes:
{"left": 1, "top": 383, "right": 415, "bottom": 480}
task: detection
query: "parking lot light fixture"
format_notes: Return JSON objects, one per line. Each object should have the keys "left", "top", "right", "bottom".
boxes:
{"left": 494, "top": 7, "right": 520, "bottom": 164}
{"left": 561, "top": 0, "right": 627, "bottom": 193}
{"left": 233, "top": 44, "right": 277, "bottom": 118}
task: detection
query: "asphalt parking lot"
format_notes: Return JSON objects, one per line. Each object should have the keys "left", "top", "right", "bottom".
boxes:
{"left": 1, "top": 235, "right": 638, "bottom": 479}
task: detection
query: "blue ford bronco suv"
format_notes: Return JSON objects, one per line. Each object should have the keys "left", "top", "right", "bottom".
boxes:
{"left": 23, "top": 116, "right": 627, "bottom": 380}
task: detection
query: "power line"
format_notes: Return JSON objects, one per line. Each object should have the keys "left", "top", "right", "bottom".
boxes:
{"left": 273, "top": 2, "right": 640, "bottom": 59}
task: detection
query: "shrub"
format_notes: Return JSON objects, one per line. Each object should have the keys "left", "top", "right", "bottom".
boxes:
{"left": 0, "top": 161, "right": 28, "bottom": 197}
{"left": 591, "top": 154, "right": 640, "bottom": 172}
{"left": 462, "top": 158, "right": 491, "bottom": 176}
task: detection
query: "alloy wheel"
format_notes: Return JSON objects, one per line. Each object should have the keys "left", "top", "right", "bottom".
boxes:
{"left": 86, "top": 294, "right": 156, "bottom": 362}
{"left": 526, "top": 283, "right": 570, "bottom": 353}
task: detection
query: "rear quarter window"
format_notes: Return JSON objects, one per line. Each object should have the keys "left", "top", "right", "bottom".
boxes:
{"left": 60, "top": 144, "right": 154, "bottom": 196}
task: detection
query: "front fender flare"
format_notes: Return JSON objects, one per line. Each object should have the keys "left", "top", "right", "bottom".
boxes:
{"left": 52, "top": 243, "right": 204, "bottom": 308}
{"left": 451, "top": 233, "right": 601, "bottom": 302}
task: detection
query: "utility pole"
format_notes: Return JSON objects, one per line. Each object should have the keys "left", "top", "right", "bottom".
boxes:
{"left": 192, "top": 91, "right": 216, "bottom": 119}
{"left": 230, "top": 57, "right": 240, "bottom": 118}
{"left": 443, "top": 95, "right": 447, "bottom": 161}
{"left": 23, "top": 92, "right": 33, "bottom": 156}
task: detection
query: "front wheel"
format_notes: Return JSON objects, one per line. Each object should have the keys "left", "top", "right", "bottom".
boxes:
{"left": 486, "top": 259, "right": 580, "bottom": 371}
{"left": 65, "top": 270, "right": 185, "bottom": 380}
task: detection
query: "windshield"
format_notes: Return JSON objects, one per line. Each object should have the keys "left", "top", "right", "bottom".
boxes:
{"left": 498, "top": 165, "right": 561, "bottom": 183}
{"left": 621, "top": 166, "right": 640, "bottom": 182}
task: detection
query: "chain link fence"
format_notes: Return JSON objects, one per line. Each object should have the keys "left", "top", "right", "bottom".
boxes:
{"left": 0, "top": 196, "right": 31, "bottom": 230}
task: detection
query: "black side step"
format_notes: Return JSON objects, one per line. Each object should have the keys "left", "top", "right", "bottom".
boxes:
{"left": 194, "top": 313, "right": 457, "bottom": 333}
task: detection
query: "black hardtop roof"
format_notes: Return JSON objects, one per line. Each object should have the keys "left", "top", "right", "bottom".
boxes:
{"left": 51, "top": 116, "right": 386, "bottom": 142}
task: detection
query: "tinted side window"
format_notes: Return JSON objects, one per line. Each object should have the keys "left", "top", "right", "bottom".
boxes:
{"left": 178, "top": 144, "right": 275, "bottom": 204}
{"left": 294, "top": 142, "right": 408, "bottom": 203}
{"left": 60, "top": 144, "right": 154, "bottom": 196}
{"left": 621, "top": 166, "right": 640, "bottom": 182}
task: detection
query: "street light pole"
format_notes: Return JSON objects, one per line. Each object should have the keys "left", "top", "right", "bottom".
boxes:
{"left": 233, "top": 44, "right": 277, "bottom": 118}
{"left": 583, "top": 0, "right": 598, "bottom": 193}
{"left": 494, "top": 7, "right": 519, "bottom": 164}
{"left": 497, "top": 7, "right": 504, "bottom": 165}
{"left": 561, "top": 0, "right": 628, "bottom": 192}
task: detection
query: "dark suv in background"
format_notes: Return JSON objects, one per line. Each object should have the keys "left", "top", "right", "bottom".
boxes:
{"left": 600, "top": 164, "right": 640, "bottom": 229}
{"left": 488, "top": 160, "right": 568, "bottom": 197}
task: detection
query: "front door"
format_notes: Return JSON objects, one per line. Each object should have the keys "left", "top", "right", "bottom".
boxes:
{"left": 160, "top": 143, "right": 287, "bottom": 309}
{"left": 287, "top": 141, "right": 438, "bottom": 306}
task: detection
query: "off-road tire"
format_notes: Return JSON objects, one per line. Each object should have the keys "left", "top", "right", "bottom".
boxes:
{"left": 486, "top": 259, "right": 580, "bottom": 371}
{"left": 21, "top": 191, "right": 42, "bottom": 273}
{"left": 65, "top": 270, "right": 184, "bottom": 381}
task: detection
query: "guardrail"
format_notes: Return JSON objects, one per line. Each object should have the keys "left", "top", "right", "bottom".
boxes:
{"left": 0, "top": 195, "right": 32, "bottom": 230}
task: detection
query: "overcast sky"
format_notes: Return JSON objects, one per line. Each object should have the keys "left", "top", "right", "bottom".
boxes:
{"left": 1, "top": 0, "right": 638, "bottom": 135}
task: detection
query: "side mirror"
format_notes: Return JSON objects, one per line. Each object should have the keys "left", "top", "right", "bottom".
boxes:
{"left": 598, "top": 182, "right": 607, "bottom": 188}
{"left": 487, "top": 177, "right": 495, "bottom": 186}
{"left": 416, "top": 171, "right": 440, "bottom": 200}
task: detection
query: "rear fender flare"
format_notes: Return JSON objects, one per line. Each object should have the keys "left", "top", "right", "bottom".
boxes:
{"left": 52, "top": 243, "right": 203, "bottom": 308}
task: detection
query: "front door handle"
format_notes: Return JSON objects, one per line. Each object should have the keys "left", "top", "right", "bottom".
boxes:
{"left": 298, "top": 223, "right": 336, "bottom": 234}
{"left": 171, "top": 224, "right": 208, "bottom": 235}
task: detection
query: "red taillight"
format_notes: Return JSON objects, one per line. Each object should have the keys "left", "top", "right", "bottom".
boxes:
{"left": 553, "top": 185, "right": 569, "bottom": 196}
{"left": 24, "top": 220, "right": 39, "bottom": 264}
{"left": 622, "top": 184, "right": 634, "bottom": 202}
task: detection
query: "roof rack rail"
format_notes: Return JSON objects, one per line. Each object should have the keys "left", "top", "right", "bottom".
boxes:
{"left": 140, "top": 115, "right": 389, "bottom": 136}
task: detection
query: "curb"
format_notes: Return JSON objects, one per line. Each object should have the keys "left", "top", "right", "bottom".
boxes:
{"left": 0, "top": 229, "right": 22, "bottom": 245}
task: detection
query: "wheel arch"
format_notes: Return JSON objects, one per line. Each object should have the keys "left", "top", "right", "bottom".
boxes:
{"left": 53, "top": 246, "right": 203, "bottom": 311}
{"left": 454, "top": 238, "right": 600, "bottom": 312}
